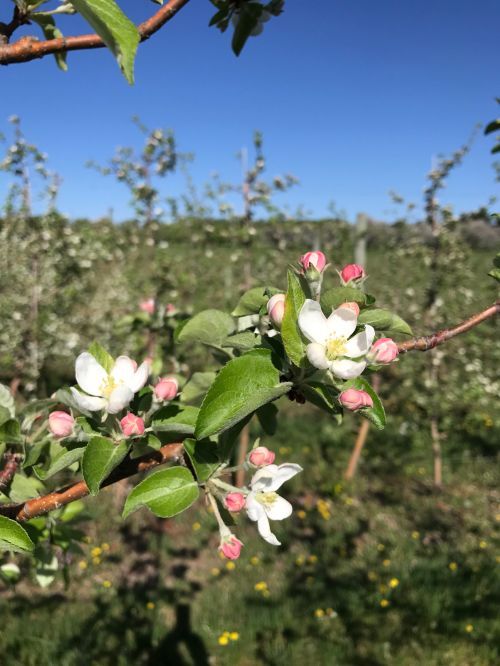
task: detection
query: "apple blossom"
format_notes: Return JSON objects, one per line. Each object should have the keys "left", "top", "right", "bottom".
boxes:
{"left": 48, "top": 411, "right": 75, "bottom": 438}
{"left": 225, "top": 492, "right": 246, "bottom": 512}
{"left": 246, "top": 463, "right": 303, "bottom": 546}
{"left": 70, "top": 353, "right": 149, "bottom": 414}
{"left": 139, "top": 298, "right": 155, "bottom": 314}
{"left": 339, "top": 388, "right": 373, "bottom": 411}
{"left": 340, "top": 264, "right": 365, "bottom": 284}
{"left": 300, "top": 251, "right": 326, "bottom": 273}
{"left": 249, "top": 446, "right": 276, "bottom": 467}
{"left": 298, "top": 299, "right": 375, "bottom": 379}
{"left": 120, "top": 412, "right": 145, "bottom": 437}
{"left": 219, "top": 534, "right": 244, "bottom": 560}
{"left": 340, "top": 301, "right": 360, "bottom": 316}
{"left": 154, "top": 377, "right": 178, "bottom": 401}
{"left": 367, "top": 338, "right": 399, "bottom": 364}
{"left": 267, "top": 293, "right": 285, "bottom": 328}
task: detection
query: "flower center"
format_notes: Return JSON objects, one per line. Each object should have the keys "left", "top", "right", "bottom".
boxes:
{"left": 256, "top": 491, "right": 278, "bottom": 508}
{"left": 100, "top": 376, "right": 118, "bottom": 398}
{"left": 325, "top": 336, "right": 347, "bottom": 360}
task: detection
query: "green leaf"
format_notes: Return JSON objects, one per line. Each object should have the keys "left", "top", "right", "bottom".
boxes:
{"left": 484, "top": 119, "right": 500, "bottom": 135}
{"left": 222, "top": 331, "right": 262, "bottom": 351}
{"left": 0, "top": 516, "right": 34, "bottom": 553}
{"left": 88, "top": 341, "right": 114, "bottom": 373}
{"left": 31, "top": 14, "right": 68, "bottom": 71}
{"left": 256, "top": 403, "right": 278, "bottom": 435}
{"left": 232, "top": 286, "right": 279, "bottom": 316}
{"left": 8, "top": 475, "right": 44, "bottom": 503}
{"left": 342, "top": 377, "right": 386, "bottom": 430}
{"left": 180, "top": 372, "right": 217, "bottom": 406}
{"left": 70, "top": 0, "right": 139, "bottom": 84}
{"left": 82, "top": 436, "right": 129, "bottom": 496}
{"left": 23, "top": 438, "right": 49, "bottom": 469}
{"left": 183, "top": 438, "right": 221, "bottom": 482}
{"left": 177, "top": 309, "right": 235, "bottom": 347}
{"left": 195, "top": 348, "right": 292, "bottom": 440}
{"left": 0, "top": 384, "right": 15, "bottom": 419}
{"left": 357, "top": 308, "right": 412, "bottom": 336}
{"left": 232, "top": 2, "right": 261, "bottom": 56}
{"left": 151, "top": 405, "right": 199, "bottom": 436}
{"left": 301, "top": 382, "right": 340, "bottom": 416}
{"left": 34, "top": 446, "right": 85, "bottom": 481}
{"left": 281, "top": 270, "right": 307, "bottom": 367}
{"left": 35, "top": 551, "right": 59, "bottom": 588}
{"left": 321, "top": 287, "right": 367, "bottom": 312}
{"left": 122, "top": 466, "right": 199, "bottom": 519}
{"left": 488, "top": 267, "right": 500, "bottom": 282}
{"left": 0, "top": 419, "right": 23, "bottom": 445}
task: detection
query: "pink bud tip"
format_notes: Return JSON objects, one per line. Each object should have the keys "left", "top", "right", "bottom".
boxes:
{"left": 225, "top": 492, "right": 246, "bottom": 512}
{"left": 267, "top": 293, "right": 286, "bottom": 327}
{"left": 154, "top": 377, "right": 178, "bottom": 401}
{"left": 48, "top": 411, "right": 75, "bottom": 438}
{"left": 339, "top": 301, "right": 360, "bottom": 316}
{"left": 367, "top": 338, "right": 399, "bottom": 364}
{"left": 339, "top": 388, "right": 373, "bottom": 411}
{"left": 220, "top": 534, "right": 244, "bottom": 560}
{"left": 300, "top": 251, "right": 326, "bottom": 273}
{"left": 340, "top": 264, "right": 365, "bottom": 284}
{"left": 120, "top": 413, "right": 145, "bottom": 437}
{"left": 249, "top": 446, "right": 276, "bottom": 467}
{"left": 165, "top": 303, "right": 176, "bottom": 314}
{"left": 139, "top": 298, "right": 155, "bottom": 315}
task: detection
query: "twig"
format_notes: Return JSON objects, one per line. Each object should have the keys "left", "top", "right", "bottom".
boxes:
{"left": 0, "top": 0, "right": 191, "bottom": 65}
{"left": 0, "top": 453, "right": 22, "bottom": 492}
{"left": 0, "top": 442, "right": 183, "bottom": 523}
{"left": 398, "top": 300, "right": 500, "bottom": 353}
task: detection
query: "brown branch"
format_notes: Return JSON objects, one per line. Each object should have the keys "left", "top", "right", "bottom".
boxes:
{"left": 397, "top": 300, "right": 500, "bottom": 354}
{"left": 0, "top": 453, "right": 22, "bottom": 492}
{"left": 0, "top": 442, "right": 184, "bottom": 523}
{"left": 0, "top": 0, "right": 191, "bottom": 66}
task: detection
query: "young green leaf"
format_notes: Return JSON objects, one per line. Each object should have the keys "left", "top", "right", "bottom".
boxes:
{"left": 232, "top": 286, "right": 279, "bottom": 316}
{"left": 195, "top": 348, "right": 292, "bottom": 440}
{"left": 180, "top": 372, "right": 217, "bottom": 405}
{"left": 88, "top": 341, "right": 114, "bottom": 373}
{"left": 151, "top": 405, "right": 199, "bottom": 435}
{"left": 177, "top": 309, "right": 235, "bottom": 347}
{"left": 31, "top": 14, "right": 68, "bottom": 71}
{"left": 122, "top": 466, "right": 199, "bottom": 519}
{"left": 281, "top": 270, "right": 307, "bottom": 367}
{"left": 82, "top": 436, "right": 129, "bottom": 496}
{"left": 0, "top": 516, "right": 34, "bottom": 554}
{"left": 357, "top": 308, "right": 412, "bottom": 336}
{"left": 70, "top": 0, "right": 140, "bottom": 84}
{"left": 34, "top": 446, "right": 85, "bottom": 481}
{"left": 183, "top": 438, "right": 221, "bottom": 482}
{"left": 321, "top": 287, "right": 367, "bottom": 312}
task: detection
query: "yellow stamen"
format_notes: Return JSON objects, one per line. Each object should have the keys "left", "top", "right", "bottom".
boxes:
{"left": 325, "top": 336, "right": 347, "bottom": 360}
{"left": 256, "top": 491, "right": 278, "bottom": 508}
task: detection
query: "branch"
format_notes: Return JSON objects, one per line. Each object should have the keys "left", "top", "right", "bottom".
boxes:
{"left": 0, "top": 453, "right": 22, "bottom": 492}
{"left": 397, "top": 300, "right": 500, "bottom": 353}
{"left": 0, "top": 442, "right": 184, "bottom": 523}
{"left": 0, "top": 0, "right": 191, "bottom": 66}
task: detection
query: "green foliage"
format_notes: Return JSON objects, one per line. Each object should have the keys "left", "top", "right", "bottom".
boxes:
{"left": 183, "top": 437, "right": 221, "bottom": 482}
{"left": 282, "top": 270, "right": 307, "bottom": 367}
{"left": 321, "top": 286, "right": 369, "bottom": 311}
{"left": 34, "top": 446, "right": 85, "bottom": 481}
{"left": 122, "top": 466, "right": 199, "bottom": 518}
{"left": 82, "top": 437, "right": 129, "bottom": 495}
{"left": 342, "top": 376, "right": 386, "bottom": 429}
{"left": 177, "top": 309, "right": 235, "bottom": 347}
{"left": 88, "top": 341, "right": 114, "bottom": 373}
{"left": 357, "top": 308, "right": 413, "bottom": 336}
{"left": 232, "top": 285, "right": 279, "bottom": 316}
{"left": 195, "top": 348, "right": 292, "bottom": 440}
{"left": 0, "top": 516, "right": 34, "bottom": 553}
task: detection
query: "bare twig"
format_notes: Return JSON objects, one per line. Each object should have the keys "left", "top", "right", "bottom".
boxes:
{"left": 0, "top": 442, "right": 183, "bottom": 523}
{"left": 398, "top": 300, "right": 500, "bottom": 354}
{"left": 0, "top": 0, "right": 191, "bottom": 66}
{"left": 0, "top": 453, "right": 22, "bottom": 492}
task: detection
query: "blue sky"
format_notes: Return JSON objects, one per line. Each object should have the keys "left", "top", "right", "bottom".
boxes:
{"left": 0, "top": 0, "right": 498, "bottom": 221}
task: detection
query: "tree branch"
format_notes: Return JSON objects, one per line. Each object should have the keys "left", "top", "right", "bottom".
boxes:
{"left": 0, "top": 0, "right": 191, "bottom": 66}
{"left": 0, "top": 442, "right": 183, "bottom": 523}
{"left": 397, "top": 300, "right": 500, "bottom": 353}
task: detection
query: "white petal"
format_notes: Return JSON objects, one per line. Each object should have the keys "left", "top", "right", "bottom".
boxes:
{"left": 129, "top": 361, "right": 150, "bottom": 393}
{"left": 111, "top": 356, "right": 136, "bottom": 386}
{"left": 257, "top": 512, "right": 281, "bottom": 546}
{"left": 344, "top": 325, "right": 375, "bottom": 358}
{"left": 251, "top": 463, "right": 303, "bottom": 492}
{"left": 306, "top": 343, "right": 329, "bottom": 370}
{"left": 245, "top": 493, "right": 264, "bottom": 522}
{"left": 330, "top": 358, "right": 366, "bottom": 379}
{"left": 70, "top": 387, "right": 107, "bottom": 412}
{"left": 298, "top": 299, "right": 328, "bottom": 344}
{"left": 75, "top": 352, "right": 107, "bottom": 396}
{"left": 326, "top": 307, "right": 357, "bottom": 339}
{"left": 265, "top": 495, "right": 293, "bottom": 521}
{"left": 107, "top": 385, "right": 134, "bottom": 414}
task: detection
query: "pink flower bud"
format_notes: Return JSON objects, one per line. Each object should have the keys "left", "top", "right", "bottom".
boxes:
{"left": 220, "top": 534, "right": 243, "bottom": 560}
{"left": 300, "top": 251, "right": 326, "bottom": 273}
{"left": 48, "top": 411, "right": 75, "bottom": 438}
{"left": 139, "top": 298, "right": 155, "bottom": 315}
{"left": 154, "top": 377, "right": 178, "bottom": 401}
{"left": 340, "top": 264, "right": 365, "bottom": 284}
{"left": 339, "top": 301, "right": 360, "bottom": 316}
{"left": 267, "top": 293, "right": 285, "bottom": 327}
{"left": 367, "top": 338, "right": 399, "bottom": 364}
{"left": 165, "top": 303, "right": 176, "bottom": 315}
{"left": 120, "top": 413, "right": 145, "bottom": 437}
{"left": 249, "top": 446, "right": 276, "bottom": 467}
{"left": 225, "top": 492, "right": 246, "bottom": 512}
{"left": 339, "top": 388, "right": 373, "bottom": 411}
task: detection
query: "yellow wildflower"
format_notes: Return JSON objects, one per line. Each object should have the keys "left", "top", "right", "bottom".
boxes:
{"left": 146, "top": 602, "right": 155, "bottom": 610}
{"left": 411, "top": 531, "right": 420, "bottom": 540}
{"left": 102, "top": 580, "right": 112, "bottom": 588}
{"left": 192, "top": 522, "right": 201, "bottom": 531}
{"left": 380, "top": 599, "right": 390, "bottom": 608}
{"left": 465, "top": 624, "right": 474, "bottom": 633}
{"left": 448, "top": 562, "right": 458, "bottom": 572}
{"left": 92, "top": 557, "right": 101, "bottom": 566}
{"left": 218, "top": 635, "right": 229, "bottom": 646}
{"left": 250, "top": 556, "right": 260, "bottom": 566}
{"left": 78, "top": 560, "right": 88, "bottom": 571}
{"left": 226, "top": 561, "right": 236, "bottom": 571}
{"left": 101, "top": 543, "right": 110, "bottom": 552}
{"left": 211, "top": 568, "right": 220, "bottom": 577}
{"left": 90, "top": 547, "right": 102, "bottom": 558}
{"left": 297, "top": 510, "right": 307, "bottom": 520}
{"left": 389, "top": 578, "right": 399, "bottom": 588}
{"left": 229, "top": 632, "right": 239, "bottom": 641}
{"left": 314, "top": 608, "right": 325, "bottom": 618}
{"left": 382, "top": 559, "right": 391, "bottom": 567}
{"left": 254, "top": 581, "right": 268, "bottom": 592}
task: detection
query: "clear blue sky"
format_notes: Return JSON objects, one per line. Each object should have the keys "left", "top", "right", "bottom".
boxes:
{"left": 1, "top": 0, "right": 499, "bottom": 221}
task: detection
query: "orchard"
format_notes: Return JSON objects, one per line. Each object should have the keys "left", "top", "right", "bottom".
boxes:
{"left": 0, "top": 2, "right": 499, "bottom": 664}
